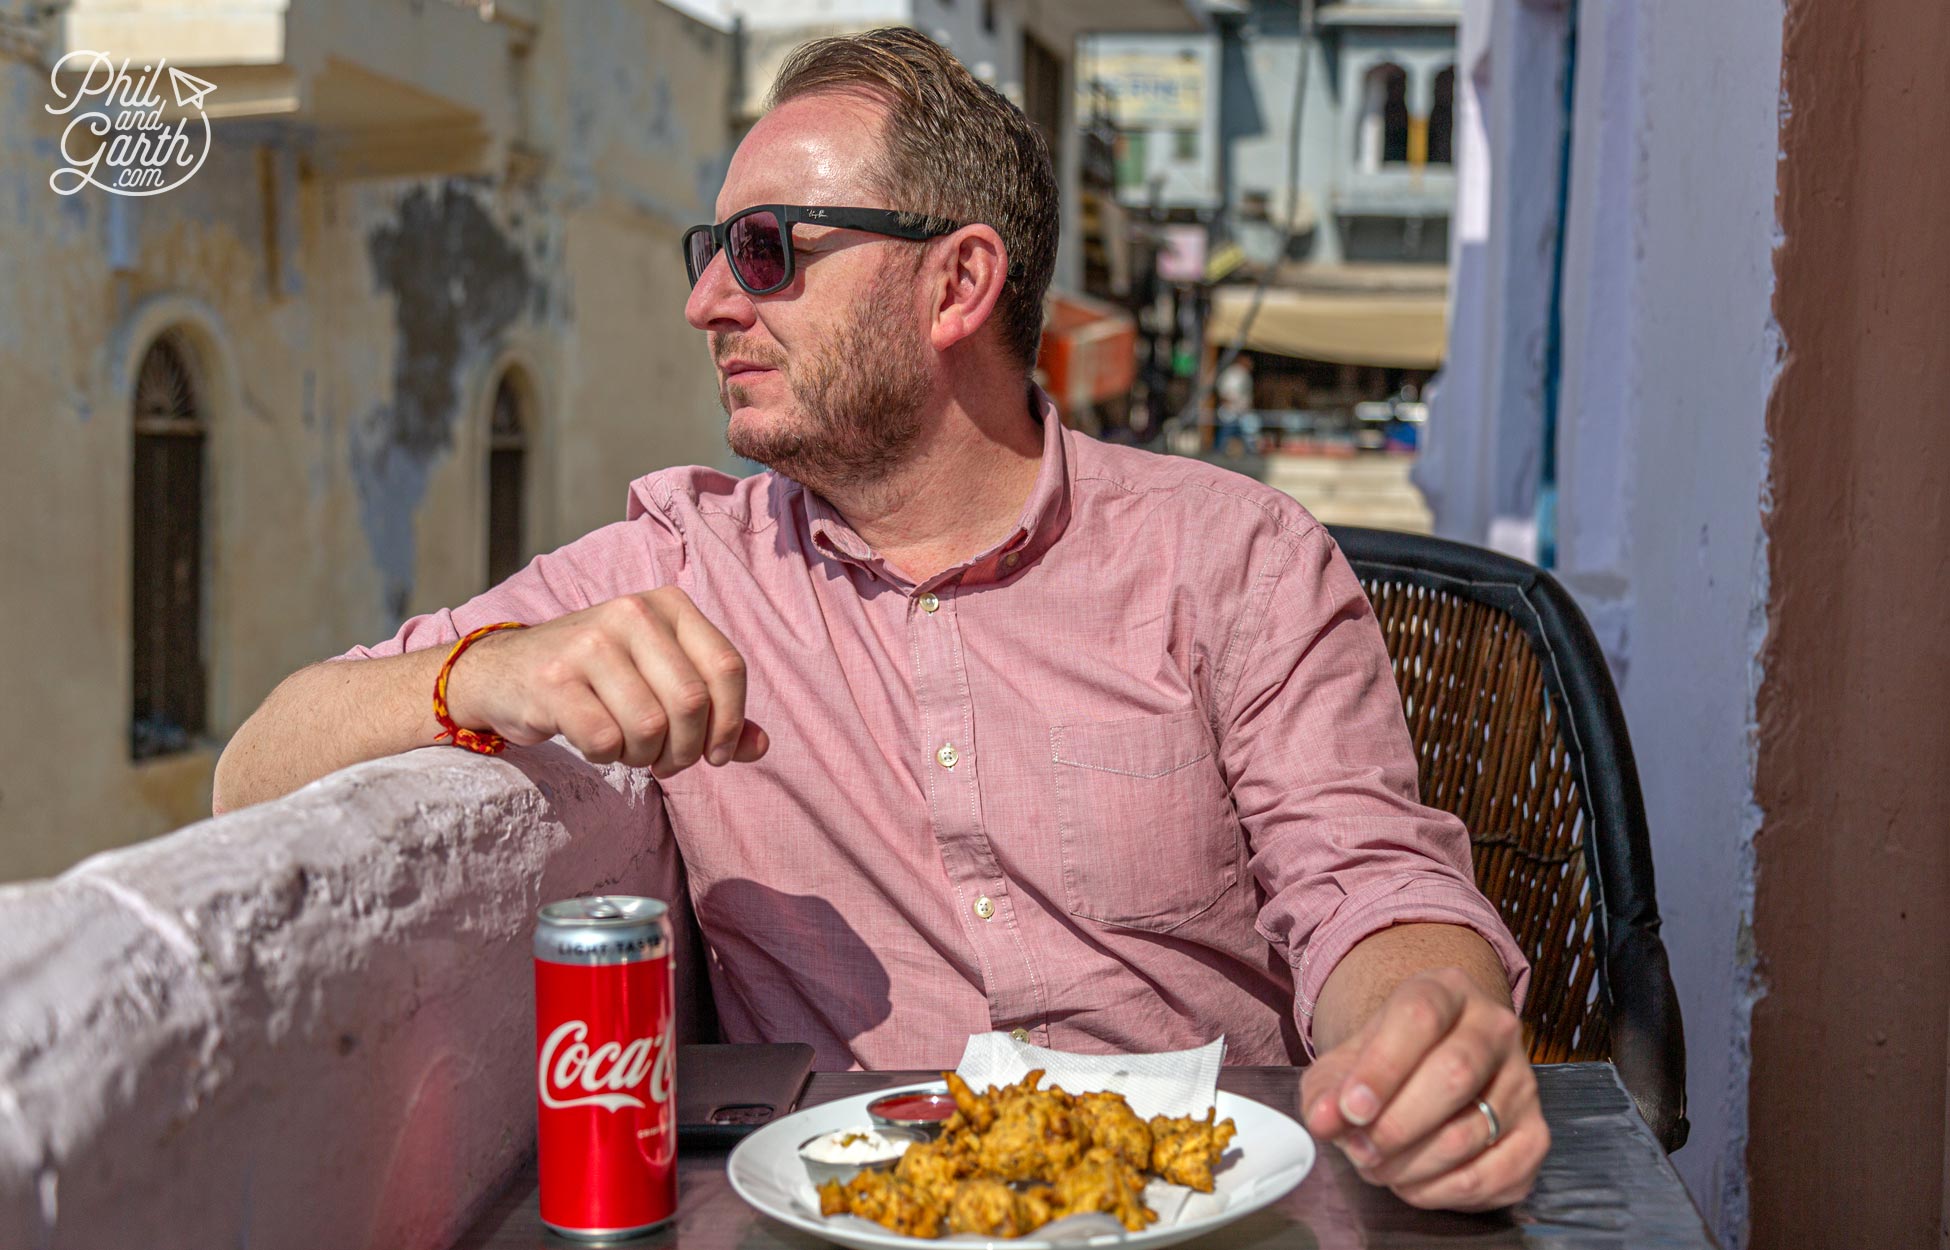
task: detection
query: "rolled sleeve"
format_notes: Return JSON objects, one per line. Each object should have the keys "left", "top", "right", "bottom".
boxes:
{"left": 1288, "top": 876, "right": 1532, "bottom": 1051}
{"left": 1219, "top": 523, "right": 1529, "bottom": 1055}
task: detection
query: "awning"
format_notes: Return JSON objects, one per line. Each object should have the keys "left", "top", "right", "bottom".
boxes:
{"left": 1206, "top": 279, "right": 1448, "bottom": 370}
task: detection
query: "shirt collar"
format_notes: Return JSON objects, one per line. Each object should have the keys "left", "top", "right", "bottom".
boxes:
{"left": 802, "top": 385, "right": 1073, "bottom": 591}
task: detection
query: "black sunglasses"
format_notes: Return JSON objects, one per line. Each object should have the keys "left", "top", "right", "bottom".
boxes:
{"left": 682, "top": 204, "right": 962, "bottom": 296}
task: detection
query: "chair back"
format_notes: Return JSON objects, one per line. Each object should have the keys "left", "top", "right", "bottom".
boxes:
{"left": 1328, "top": 525, "right": 1688, "bottom": 1152}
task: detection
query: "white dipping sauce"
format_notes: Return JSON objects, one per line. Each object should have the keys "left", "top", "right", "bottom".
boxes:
{"left": 801, "top": 1128, "right": 912, "bottom": 1164}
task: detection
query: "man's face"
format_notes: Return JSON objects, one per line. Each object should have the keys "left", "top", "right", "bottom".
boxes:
{"left": 686, "top": 92, "right": 936, "bottom": 492}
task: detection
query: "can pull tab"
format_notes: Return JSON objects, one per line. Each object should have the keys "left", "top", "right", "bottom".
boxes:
{"left": 587, "top": 899, "right": 624, "bottom": 920}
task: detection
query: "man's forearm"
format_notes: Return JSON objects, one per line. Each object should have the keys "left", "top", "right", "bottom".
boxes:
{"left": 212, "top": 649, "right": 451, "bottom": 814}
{"left": 1311, "top": 923, "right": 1512, "bottom": 1053}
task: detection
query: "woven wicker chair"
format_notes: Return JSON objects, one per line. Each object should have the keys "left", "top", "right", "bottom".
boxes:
{"left": 1326, "top": 524, "right": 1688, "bottom": 1151}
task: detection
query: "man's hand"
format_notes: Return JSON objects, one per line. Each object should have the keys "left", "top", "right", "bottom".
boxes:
{"left": 442, "top": 588, "right": 769, "bottom": 777}
{"left": 1301, "top": 967, "right": 1547, "bottom": 1212}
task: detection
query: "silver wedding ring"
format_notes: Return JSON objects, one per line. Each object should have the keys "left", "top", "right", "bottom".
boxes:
{"left": 1475, "top": 1097, "right": 1502, "bottom": 1148}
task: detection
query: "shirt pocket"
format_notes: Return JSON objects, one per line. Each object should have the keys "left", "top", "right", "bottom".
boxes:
{"left": 1052, "top": 709, "right": 1241, "bottom": 934}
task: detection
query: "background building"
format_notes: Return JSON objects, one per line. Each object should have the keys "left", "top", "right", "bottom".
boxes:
{"left": 0, "top": 0, "right": 742, "bottom": 879}
{"left": 1081, "top": 0, "right": 1456, "bottom": 454}
{"left": 1086, "top": 0, "right": 1458, "bottom": 262}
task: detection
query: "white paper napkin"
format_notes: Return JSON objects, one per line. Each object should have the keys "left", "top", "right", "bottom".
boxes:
{"left": 951, "top": 1032, "right": 1226, "bottom": 1121}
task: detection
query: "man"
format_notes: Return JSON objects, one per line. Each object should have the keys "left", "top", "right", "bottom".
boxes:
{"left": 214, "top": 29, "right": 1546, "bottom": 1212}
{"left": 1214, "top": 352, "right": 1259, "bottom": 455}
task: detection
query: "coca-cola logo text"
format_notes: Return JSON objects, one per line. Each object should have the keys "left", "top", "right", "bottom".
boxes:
{"left": 538, "top": 1020, "right": 673, "bottom": 1113}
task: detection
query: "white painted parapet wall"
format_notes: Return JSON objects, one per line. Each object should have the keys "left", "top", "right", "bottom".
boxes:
{"left": 0, "top": 745, "right": 691, "bottom": 1250}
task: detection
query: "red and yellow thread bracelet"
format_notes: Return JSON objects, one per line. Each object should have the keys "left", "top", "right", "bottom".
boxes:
{"left": 432, "top": 621, "right": 528, "bottom": 754}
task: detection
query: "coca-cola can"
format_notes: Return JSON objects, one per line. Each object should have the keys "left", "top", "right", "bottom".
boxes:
{"left": 534, "top": 895, "right": 677, "bottom": 1240}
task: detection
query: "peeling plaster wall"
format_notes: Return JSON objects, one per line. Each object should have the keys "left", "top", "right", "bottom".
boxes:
{"left": 358, "top": 184, "right": 537, "bottom": 623}
{"left": 0, "top": 743, "right": 692, "bottom": 1250}
{"left": 0, "top": 0, "right": 739, "bottom": 881}
{"left": 530, "top": 0, "right": 742, "bottom": 544}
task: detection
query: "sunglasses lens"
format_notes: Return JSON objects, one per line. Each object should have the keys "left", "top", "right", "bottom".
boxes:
{"left": 727, "top": 211, "right": 787, "bottom": 291}
{"left": 685, "top": 229, "right": 716, "bottom": 287}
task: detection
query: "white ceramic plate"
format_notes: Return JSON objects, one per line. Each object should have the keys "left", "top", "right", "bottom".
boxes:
{"left": 726, "top": 1087, "right": 1315, "bottom": 1250}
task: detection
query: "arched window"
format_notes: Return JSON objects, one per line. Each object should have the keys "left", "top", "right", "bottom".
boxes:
{"left": 486, "top": 368, "right": 529, "bottom": 588}
{"left": 130, "top": 330, "right": 207, "bottom": 760}
{"left": 1429, "top": 65, "right": 1456, "bottom": 166}
{"left": 1357, "top": 62, "right": 1411, "bottom": 172}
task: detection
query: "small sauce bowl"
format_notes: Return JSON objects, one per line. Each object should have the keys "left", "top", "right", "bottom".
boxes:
{"left": 799, "top": 1126, "right": 926, "bottom": 1188}
{"left": 866, "top": 1088, "right": 959, "bottom": 1140}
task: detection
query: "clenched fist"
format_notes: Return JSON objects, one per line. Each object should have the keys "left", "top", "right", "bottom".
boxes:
{"left": 441, "top": 588, "right": 769, "bottom": 777}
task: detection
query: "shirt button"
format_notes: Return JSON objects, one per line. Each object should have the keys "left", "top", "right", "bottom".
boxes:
{"left": 1003, "top": 552, "right": 1020, "bottom": 568}
{"left": 974, "top": 895, "right": 994, "bottom": 920}
{"left": 918, "top": 592, "right": 940, "bottom": 613}
{"left": 1009, "top": 1027, "right": 1031, "bottom": 1044}
{"left": 936, "top": 743, "right": 959, "bottom": 769}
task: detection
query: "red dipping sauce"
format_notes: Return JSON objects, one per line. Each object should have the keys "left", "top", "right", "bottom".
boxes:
{"left": 868, "top": 1091, "right": 958, "bottom": 1126}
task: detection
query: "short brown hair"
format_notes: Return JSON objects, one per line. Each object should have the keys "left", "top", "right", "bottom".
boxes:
{"left": 767, "top": 26, "right": 1058, "bottom": 371}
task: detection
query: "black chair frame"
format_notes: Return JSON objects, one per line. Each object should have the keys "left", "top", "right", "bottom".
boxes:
{"left": 1328, "top": 524, "right": 1688, "bottom": 1152}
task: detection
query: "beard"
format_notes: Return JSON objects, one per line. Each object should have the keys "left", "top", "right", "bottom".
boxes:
{"left": 717, "top": 267, "right": 933, "bottom": 496}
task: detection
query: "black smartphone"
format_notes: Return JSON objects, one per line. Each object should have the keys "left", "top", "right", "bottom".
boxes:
{"left": 676, "top": 1042, "right": 817, "bottom": 1148}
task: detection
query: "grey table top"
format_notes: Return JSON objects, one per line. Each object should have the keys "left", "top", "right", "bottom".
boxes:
{"left": 453, "top": 1063, "right": 1717, "bottom": 1250}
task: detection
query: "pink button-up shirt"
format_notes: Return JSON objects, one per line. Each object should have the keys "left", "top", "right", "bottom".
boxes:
{"left": 344, "top": 393, "right": 1528, "bottom": 1069}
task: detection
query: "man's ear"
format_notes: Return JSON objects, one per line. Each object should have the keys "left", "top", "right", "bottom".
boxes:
{"left": 928, "top": 224, "right": 1009, "bottom": 353}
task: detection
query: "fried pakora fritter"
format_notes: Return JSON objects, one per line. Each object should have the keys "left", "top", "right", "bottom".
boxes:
{"left": 945, "top": 1070, "right": 996, "bottom": 1132}
{"left": 1147, "top": 1108, "right": 1239, "bottom": 1193}
{"left": 1072, "top": 1090, "right": 1153, "bottom": 1170}
{"left": 975, "top": 1084, "right": 1085, "bottom": 1183}
{"left": 816, "top": 1072, "right": 1239, "bottom": 1239}
{"left": 943, "top": 1178, "right": 1019, "bottom": 1236}
{"left": 1052, "top": 1148, "right": 1157, "bottom": 1232}
{"left": 894, "top": 1134, "right": 972, "bottom": 1199}
{"left": 1014, "top": 1183, "right": 1061, "bottom": 1231}
{"left": 819, "top": 1168, "right": 944, "bottom": 1238}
